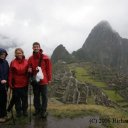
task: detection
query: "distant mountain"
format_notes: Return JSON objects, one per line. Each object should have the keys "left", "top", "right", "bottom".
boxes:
{"left": 73, "top": 20, "right": 128, "bottom": 69}
{"left": 51, "top": 21, "right": 128, "bottom": 71}
{"left": 51, "top": 44, "right": 73, "bottom": 63}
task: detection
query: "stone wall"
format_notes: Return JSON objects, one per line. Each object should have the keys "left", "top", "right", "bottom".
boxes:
{"left": 50, "top": 63, "right": 112, "bottom": 107}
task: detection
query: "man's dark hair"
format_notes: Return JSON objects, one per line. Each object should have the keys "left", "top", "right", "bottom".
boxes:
{"left": 33, "top": 42, "right": 40, "bottom": 47}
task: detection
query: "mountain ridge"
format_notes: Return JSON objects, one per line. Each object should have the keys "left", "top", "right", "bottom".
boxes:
{"left": 51, "top": 20, "right": 128, "bottom": 72}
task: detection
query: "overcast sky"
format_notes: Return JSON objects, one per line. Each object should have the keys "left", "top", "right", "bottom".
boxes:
{"left": 0, "top": 0, "right": 127, "bottom": 57}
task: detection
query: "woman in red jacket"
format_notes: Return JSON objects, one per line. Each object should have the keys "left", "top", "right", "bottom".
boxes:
{"left": 8, "top": 48, "right": 28, "bottom": 117}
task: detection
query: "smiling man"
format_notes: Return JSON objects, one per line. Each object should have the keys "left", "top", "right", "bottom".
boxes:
{"left": 28, "top": 42, "right": 52, "bottom": 118}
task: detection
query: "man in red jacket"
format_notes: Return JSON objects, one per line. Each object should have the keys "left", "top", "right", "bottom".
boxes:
{"left": 28, "top": 42, "right": 52, "bottom": 118}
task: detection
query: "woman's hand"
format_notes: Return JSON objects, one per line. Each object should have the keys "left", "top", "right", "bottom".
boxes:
{"left": 1, "top": 80, "right": 7, "bottom": 84}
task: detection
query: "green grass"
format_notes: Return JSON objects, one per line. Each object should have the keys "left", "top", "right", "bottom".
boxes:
{"left": 48, "top": 100, "right": 128, "bottom": 128}
{"left": 68, "top": 63, "right": 125, "bottom": 103}
{"left": 103, "top": 90, "right": 123, "bottom": 102}
{"left": 87, "top": 96, "right": 96, "bottom": 104}
{"left": 3, "top": 98, "right": 128, "bottom": 128}
{"left": 74, "top": 67, "right": 107, "bottom": 88}
{"left": 118, "top": 102, "right": 128, "bottom": 107}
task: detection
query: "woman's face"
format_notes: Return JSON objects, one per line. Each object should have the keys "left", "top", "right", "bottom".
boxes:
{"left": 15, "top": 50, "right": 23, "bottom": 59}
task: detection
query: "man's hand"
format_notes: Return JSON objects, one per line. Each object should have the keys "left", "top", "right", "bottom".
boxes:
{"left": 28, "top": 67, "right": 32, "bottom": 73}
{"left": 48, "top": 81, "right": 52, "bottom": 84}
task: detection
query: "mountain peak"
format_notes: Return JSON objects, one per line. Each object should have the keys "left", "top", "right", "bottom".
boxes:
{"left": 89, "top": 20, "right": 114, "bottom": 38}
{"left": 56, "top": 44, "right": 66, "bottom": 49}
{"left": 51, "top": 44, "right": 72, "bottom": 63}
{"left": 82, "top": 20, "right": 120, "bottom": 49}
{"left": 95, "top": 20, "right": 112, "bottom": 30}
{"left": 73, "top": 20, "right": 123, "bottom": 66}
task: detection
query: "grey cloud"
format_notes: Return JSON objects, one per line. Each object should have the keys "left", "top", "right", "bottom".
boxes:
{"left": 0, "top": 0, "right": 127, "bottom": 56}
{"left": 0, "top": 34, "right": 19, "bottom": 49}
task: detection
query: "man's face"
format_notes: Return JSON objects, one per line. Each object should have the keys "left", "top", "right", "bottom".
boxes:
{"left": 0, "top": 53, "right": 6, "bottom": 60}
{"left": 33, "top": 44, "right": 40, "bottom": 53}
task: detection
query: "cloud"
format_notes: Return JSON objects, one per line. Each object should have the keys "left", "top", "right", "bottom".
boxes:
{"left": 0, "top": 34, "right": 19, "bottom": 48}
{"left": 0, "top": 13, "right": 14, "bottom": 26}
{"left": 0, "top": 0, "right": 127, "bottom": 56}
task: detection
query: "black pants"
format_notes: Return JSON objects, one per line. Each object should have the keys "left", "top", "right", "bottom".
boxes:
{"left": 12, "top": 86, "right": 28, "bottom": 113}
{"left": 32, "top": 83, "right": 48, "bottom": 113}
{"left": 0, "top": 84, "right": 7, "bottom": 118}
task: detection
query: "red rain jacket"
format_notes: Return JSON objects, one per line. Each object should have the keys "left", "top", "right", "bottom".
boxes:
{"left": 28, "top": 50, "right": 52, "bottom": 85}
{"left": 9, "top": 58, "right": 28, "bottom": 88}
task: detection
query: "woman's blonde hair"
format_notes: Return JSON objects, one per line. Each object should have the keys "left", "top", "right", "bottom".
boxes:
{"left": 15, "top": 48, "right": 24, "bottom": 57}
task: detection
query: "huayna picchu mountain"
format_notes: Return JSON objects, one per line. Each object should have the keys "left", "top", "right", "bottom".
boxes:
{"left": 72, "top": 20, "right": 128, "bottom": 69}
{"left": 52, "top": 20, "right": 128, "bottom": 71}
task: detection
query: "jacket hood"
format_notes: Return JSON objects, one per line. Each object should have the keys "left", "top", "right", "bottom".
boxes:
{"left": 0, "top": 48, "right": 8, "bottom": 57}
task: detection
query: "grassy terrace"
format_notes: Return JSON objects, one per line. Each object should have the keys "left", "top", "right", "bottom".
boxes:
{"left": 68, "top": 63, "right": 124, "bottom": 103}
{"left": 48, "top": 98, "right": 128, "bottom": 128}
{"left": 68, "top": 63, "right": 128, "bottom": 115}
{"left": 75, "top": 67, "right": 107, "bottom": 88}
{"left": 48, "top": 100, "right": 128, "bottom": 118}
{"left": 103, "top": 90, "right": 123, "bottom": 102}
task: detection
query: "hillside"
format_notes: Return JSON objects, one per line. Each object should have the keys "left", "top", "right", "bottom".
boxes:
{"left": 49, "top": 62, "right": 128, "bottom": 128}
{"left": 50, "top": 62, "right": 128, "bottom": 106}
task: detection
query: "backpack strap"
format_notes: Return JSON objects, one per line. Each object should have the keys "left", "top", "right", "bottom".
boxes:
{"left": 38, "top": 53, "right": 43, "bottom": 67}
